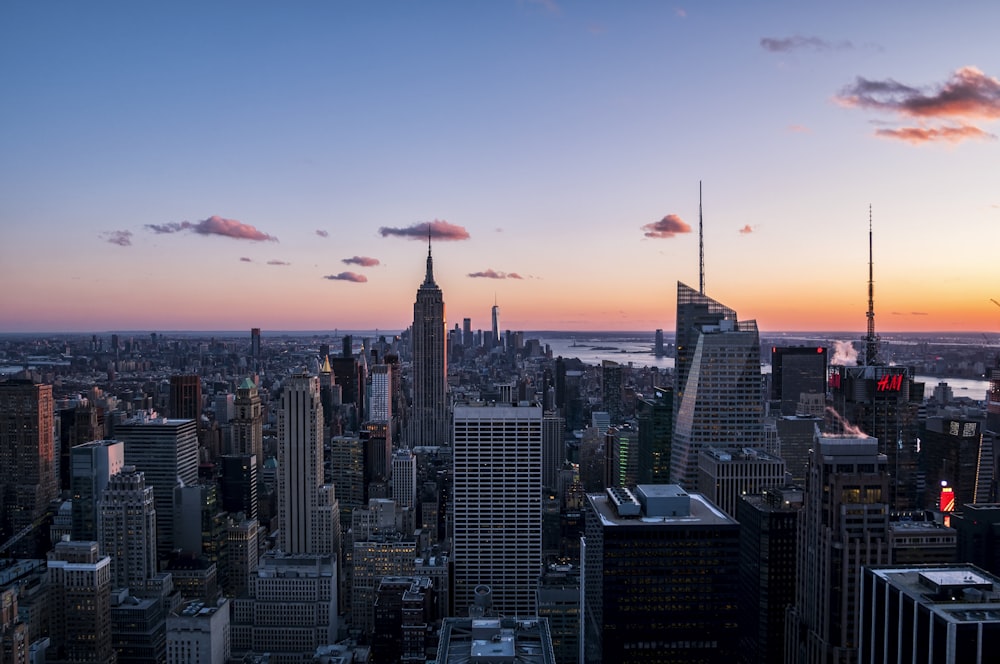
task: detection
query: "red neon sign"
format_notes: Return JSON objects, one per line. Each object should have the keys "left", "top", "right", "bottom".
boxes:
{"left": 940, "top": 487, "right": 955, "bottom": 512}
{"left": 876, "top": 374, "right": 903, "bottom": 392}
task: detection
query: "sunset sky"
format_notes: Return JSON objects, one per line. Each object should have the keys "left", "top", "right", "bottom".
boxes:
{"left": 2, "top": 2, "right": 999, "bottom": 334}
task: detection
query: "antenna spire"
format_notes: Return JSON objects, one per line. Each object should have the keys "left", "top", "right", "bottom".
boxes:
{"left": 423, "top": 222, "right": 436, "bottom": 286}
{"left": 865, "top": 205, "right": 880, "bottom": 366}
{"left": 699, "top": 181, "right": 705, "bottom": 295}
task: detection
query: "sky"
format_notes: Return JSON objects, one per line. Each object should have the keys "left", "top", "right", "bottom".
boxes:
{"left": 2, "top": 1, "right": 999, "bottom": 334}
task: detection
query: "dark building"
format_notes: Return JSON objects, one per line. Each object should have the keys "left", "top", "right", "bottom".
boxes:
{"left": 168, "top": 375, "right": 202, "bottom": 421}
{"left": 410, "top": 236, "right": 448, "bottom": 447}
{"left": 951, "top": 503, "right": 1000, "bottom": 576}
{"left": 770, "top": 346, "right": 828, "bottom": 416}
{"left": 738, "top": 486, "right": 802, "bottom": 664}
{"left": 582, "top": 485, "right": 740, "bottom": 663}
{"left": 859, "top": 564, "right": 1000, "bottom": 664}
{"left": 674, "top": 281, "right": 733, "bottom": 420}
{"left": 636, "top": 386, "right": 673, "bottom": 485}
{"left": 219, "top": 454, "right": 258, "bottom": 521}
{"left": 372, "top": 575, "right": 434, "bottom": 664}
{"left": 921, "top": 416, "right": 989, "bottom": 509}
{"left": 601, "top": 361, "right": 623, "bottom": 425}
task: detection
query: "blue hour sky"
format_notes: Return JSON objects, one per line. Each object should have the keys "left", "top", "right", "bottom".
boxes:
{"left": 2, "top": 1, "right": 999, "bottom": 333}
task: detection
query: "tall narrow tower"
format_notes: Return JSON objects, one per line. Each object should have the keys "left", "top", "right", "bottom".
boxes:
{"left": 231, "top": 377, "right": 263, "bottom": 466}
{"left": 411, "top": 230, "right": 448, "bottom": 446}
{"left": 491, "top": 295, "right": 500, "bottom": 349}
{"left": 864, "top": 207, "right": 880, "bottom": 367}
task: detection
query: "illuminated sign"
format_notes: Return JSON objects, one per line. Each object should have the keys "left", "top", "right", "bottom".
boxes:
{"left": 940, "top": 486, "right": 955, "bottom": 512}
{"left": 829, "top": 373, "right": 841, "bottom": 389}
{"left": 876, "top": 374, "right": 903, "bottom": 392}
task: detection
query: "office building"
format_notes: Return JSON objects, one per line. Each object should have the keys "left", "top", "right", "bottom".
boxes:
{"left": 697, "top": 447, "right": 786, "bottom": 519}
{"left": 738, "top": 486, "right": 803, "bottom": 664}
{"left": 0, "top": 380, "right": 58, "bottom": 554}
{"left": 788, "top": 434, "right": 890, "bottom": 664}
{"left": 277, "top": 371, "right": 340, "bottom": 556}
{"left": 229, "top": 552, "right": 338, "bottom": 662}
{"left": 225, "top": 517, "right": 259, "bottom": 598}
{"left": 889, "top": 517, "right": 956, "bottom": 565}
{"left": 921, "top": 416, "right": 989, "bottom": 507}
{"left": 636, "top": 386, "right": 673, "bottom": 485}
{"left": 951, "top": 503, "right": 1000, "bottom": 576}
{"left": 372, "top": 576, "right": 434, "bottom": 664}
{"left": 536, "top": 563, "right": 580, "bottom": 664}
{"left": 581, "top": 485, "right": 740, "bottom": 663}
{"left": 166, "top": 599, "right": 230, "bottom": 664}
{"left": 168, "top": 375, "right": 202, "bottom": 421}
{"left": 99, "top": 466, "right": 157, "bottom": 591}
{"left": 671, "top": 299, "right": 765, "bottom": 490}
{"left": 249, "top": 328, "right": 261, "bottom": 366}
{"left": 601, "top": 361, "right": 623, "bottom": 424}
{"left": 770, "top": 346, "right": 828, "bottom": 416}
{"left": 411, "top": 236, "right": 448, "bottom": 447}
{"left": 674, "top": 281, "right": 734, "bottom": 420}
{"left": 775, "top": 415, "right": 823, "bottom": 485}
{"left": 71, "top": 440, "right": 125, "bottom": 542}
{"left": 436, "top": 617, "right": 556, "bottom": 664}
{"left": 859, "top": 564, "right": 1000, "bottom": 664}
{"left": 0, "top": 587, "right": 28, "bottom": 664}
{"left": 392, "top": 449, "right": 417, "bottom": 512}
{"left": 542, "top": 412, "right": 565, "bottom": 491}
{"left": 46, "top": 539, "right": 115, "bottom": 664}
{"left": 219, "top": 454, "right": 258, "bottom": 522}
{"left": 330, "top": 435, "right": 365, "bottom": 522}
{"left": 351, "top": 536, "right": 417, "bottom": 635}
{"left": 452, "top": 403, "right": 543, "bottom": 617}
{"left": 231, "top": 378, "right": 263, "bottom": 466}
{"left": 113, "top": 413, "right": 199, "bottom": 563}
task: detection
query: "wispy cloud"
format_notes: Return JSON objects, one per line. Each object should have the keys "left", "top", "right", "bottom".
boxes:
{"left": 739, "top": 224, "right": 755, "bottom": 234}
{"left": 675, "top": 8, "right": 687, "bottom": 18}
{"left": 144, "top": 215, "right": 278, "bottom": 241}
{"left": 103, "top": 230, "right": 132, "bottom": 247}
{"left": 642, "top": 214, "right": 692, "bottom": 239}
{"left": 836, "top": 66, "right": 1000, "bottom": 143}
{"left": 761, "top": 35, "right": 854, "bottom": 53}
{"left": 378, "top": 219, "right": 471, "bottom": 241}
{"left": 342, "top": 256, "right": 380, "bottom": 267}
{"left": 324, "top": 272, "right": 368, "bottom": 283}
{"left": 788, "top": 124, "right": 811, "bottom": 133}
{"left": 315, "top": 229, "right": 329, "bottom": 238}
{"left": 239, "top": 257, "right": 252, "bottom": 262}
{"left": 468, "top": 269, "right": 523, "bottom": 280}
{"left": 267, "top": 260, "right": 290, "bottom": 266}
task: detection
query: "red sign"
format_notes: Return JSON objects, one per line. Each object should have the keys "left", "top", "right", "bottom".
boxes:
{"left": 940, "top": 487, "right": 955, "bottom": 512}
{"left": 877, "top": 374, "right": 903, "bottom": 392}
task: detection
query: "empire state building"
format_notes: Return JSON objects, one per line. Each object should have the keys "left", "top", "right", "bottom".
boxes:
{"left": 410, "top": 234, "right": 448, "bottom": 446}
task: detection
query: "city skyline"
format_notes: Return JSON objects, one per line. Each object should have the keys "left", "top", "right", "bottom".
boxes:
{"left": 2, "top": 2, "right": 999, "bottom": 334}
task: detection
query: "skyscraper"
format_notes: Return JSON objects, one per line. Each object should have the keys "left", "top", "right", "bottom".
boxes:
{"left": 115, "top": 413, "right": 199, "bottom": 563}
{"left": 70, "top": 439, "right": 125, "bottom": 541}
{"left": 0, "top": 380, "right": 57, "bottom": 552}
{"left": 411, "top": 235, "right": 448, "bottom": 446}
{"left": 671, "top": 301, "right": 764, "bottom": 490}
{"left": 788, "top": 434, "right": 890, "bottom": 664}
{"left": 452, "top": 403, "right": 543, "bottom": 617}
{"left": 277, "top": 371, "right": 340, "bottom": 556}
{"left": 770, "top": 346, "right": 828, "bottom": 416}
{"left": 169, "top": 374, "right": 202, "bottom": 421}
{"left": 46, "top": 540, "right": 115, "bottom": 664}
{"left": 99, "top": 465, "right": 157, "bottom": 590}
{"left": 231, "top": 378, "right": 263, "bottom": 466}
{"left": 491, "top": 298, "right": 500, "bottom": 350}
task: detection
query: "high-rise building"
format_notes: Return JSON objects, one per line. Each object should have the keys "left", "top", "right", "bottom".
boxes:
{"left": 601, "top": 361, "right": 623, "bottom": 424}
{"left": 542, "top": 412, "right": 565, "bottom": 491}
{"left": 737, "top": 486, "right": 803, "bottom": 664}
{"left": 671, "top": 297, "right": 764, "bottom": 490}
{"left": 99, "top": 466, "right": 157, "bottom": 591}
{"left": 581, "top": 485, "right": 740, "bottom": 663}
{"left": 46, "top": 539, "right": 115, "bottom": 664}
{"left": 368, "top": 363, "right": 393, "bottom": 425}
{"left": 788, "top": 434, "right": 890, "bottom": 664}
{"left": 0, "top": 380, "right": 57, "bottom": 553}
{"left": 452, "top": 403, "right": 543, "bottom": 617}
{"left": 71, "top": 440, "right": 125, "bottom": 542}
{"left": 166, "top": 599, "right": 230, "bottom": 664}
{"left": 462, "top": 317, "right": 473, "bottom": 348}
{"left": 674, "top": 281, "right": 734, "bottom": 418}
{"left": 372, "top": 576, "right": 434, "bottom": 664}
{"left": 770, "top": 346, "right": 828, "bottom": 416}
{"left": 950, "top": 503, "right": 1000, "bottom": 576}
{"left": 168, "top": 375, "right": 202, "bottom": 421}
{"left": 775, "top": 415, "right": 823, "bottom": 485}
{"left": 859, "top": 564, "right": 1000, "bottom": 664}
{"left": 231, "top": 378, "right": 262, "bottom": 466}
{"left": 536, "top": 562, "right": 580, "bottom": 664}
{"left": 115, "top": 413, "right": 199, "bottom": 563}
{"left": 0, "top": 587, "right": 28, "bottom": 664}
{"left": 391, "top": 449, "right": 417, "bottom": 512}
{"left": 249, "top": 328, "right": 261, "bottom": 366}
{"left": 411, "top": 236, "right": 448, "bottom": 447}
{"left": 219, "top": 454, "right": 258, "bottom": 522}
{"left": 277, "top": 371, "right": 340, "bottom": 556}
{"left": 224, "top": 517, "right": 259, "bottom": 598}
{"left": 636, "top": 386, "right": 673, "bottom": 485}
{"left": 491, "top": 299, "right": 501, "bottom": 350}
{"left": 921, "top": 416, "right": 988, "bottom": 507}
{"left": 697, "top": 447, "right": 786, "bottom": 519}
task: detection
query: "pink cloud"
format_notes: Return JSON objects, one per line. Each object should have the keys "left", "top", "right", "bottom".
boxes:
{"left": 378, "top": 219, "right": 470, "bottom": 241}
{"left": 103, "top": 230, "right": 132, "bottom": 246}
{"left": 342, "top": 256, "right": 381, "bottom": 267}
{"left": 267, "top": 260, "right": 290, "bottom": 266}
{"left": 875, "top": 123, "right": 995, "bottom": 144}
{"left": 739, "top": 225, "right": 754, "bottom": 234}
{"left": 145, "top": 215, "right": 278, "bottom": 241}
{"left": 642, "top": 214, "right": 692, "bottom": 239}
{"left": 324, "top": 272, "right": 367, "bottom": 283}
{"left": 467, "top": 269, "right": 523, "bottom": 280}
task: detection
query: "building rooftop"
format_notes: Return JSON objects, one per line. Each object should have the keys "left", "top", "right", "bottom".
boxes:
{"left": 588, "top": 487, "right": 735, "bottom": 527}
{"left": 868, "top": 565, "right": 1000, "bottom": 624}
{"left": 436, "top": 617, "right": 555, "bottom": 664}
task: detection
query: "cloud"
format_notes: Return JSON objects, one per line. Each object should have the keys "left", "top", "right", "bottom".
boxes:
{"left": 836, "top": 66, "right": 1000, "bottom": 143}
{"left": 874, "top": 123, "right": 995, "bottom": 144}
{"left": 675, "top": 8, "right": 687, "bottom": 18}
{"left": 267, "top": 260, "right": 290, "bottom": 266}
{"left": 315, "top": 230, "right": 329, "bottom": 238}
{"left": 324, "top": 272, "right": 368, "bottom": 283}
{"left": 144, "top": 215, "right": 278, "bottom": 241}
{"left": 342, "top": 256, "right": 381, "bottom": 267}
{"left": 738, "top": 224, "right": 754, "bottom": 234}
{"left": 641, "top": 214, "right": 692, "bottom": 239}
{"left": 788, "top": 124, "right": 811, "bottom": 133}
{"left": 239, "top": 257, "right": 252, "bottom": 262}
{"left": 103, "top": 230, "right": 132, "bottom": 247}
{"left": 467, "top": 269, "right": 524, "bottom": 280}
{"left": 761, "top": 35, "right": 853, "bottom": 53}
{"left": 378, "top": 219, "right": 471, "bottom": 241}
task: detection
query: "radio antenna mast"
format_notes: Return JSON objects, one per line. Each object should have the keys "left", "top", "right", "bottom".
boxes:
{"left": 699, "top": 181, "right": 705, "bottom": 295}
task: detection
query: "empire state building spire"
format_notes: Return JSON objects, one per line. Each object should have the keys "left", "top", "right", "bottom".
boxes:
{"left": 423, "top": 224, "right": 437, "bottom": 287}
{"left": 411, "top": 224, "right": 447, "bottom": 446}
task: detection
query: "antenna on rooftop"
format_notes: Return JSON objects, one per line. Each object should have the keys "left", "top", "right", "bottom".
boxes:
{"left": 865, "top": 205, "right": 880, "bottom": 366}
{"left": 699, "top": 181, "right": 705, "bottom": 295}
